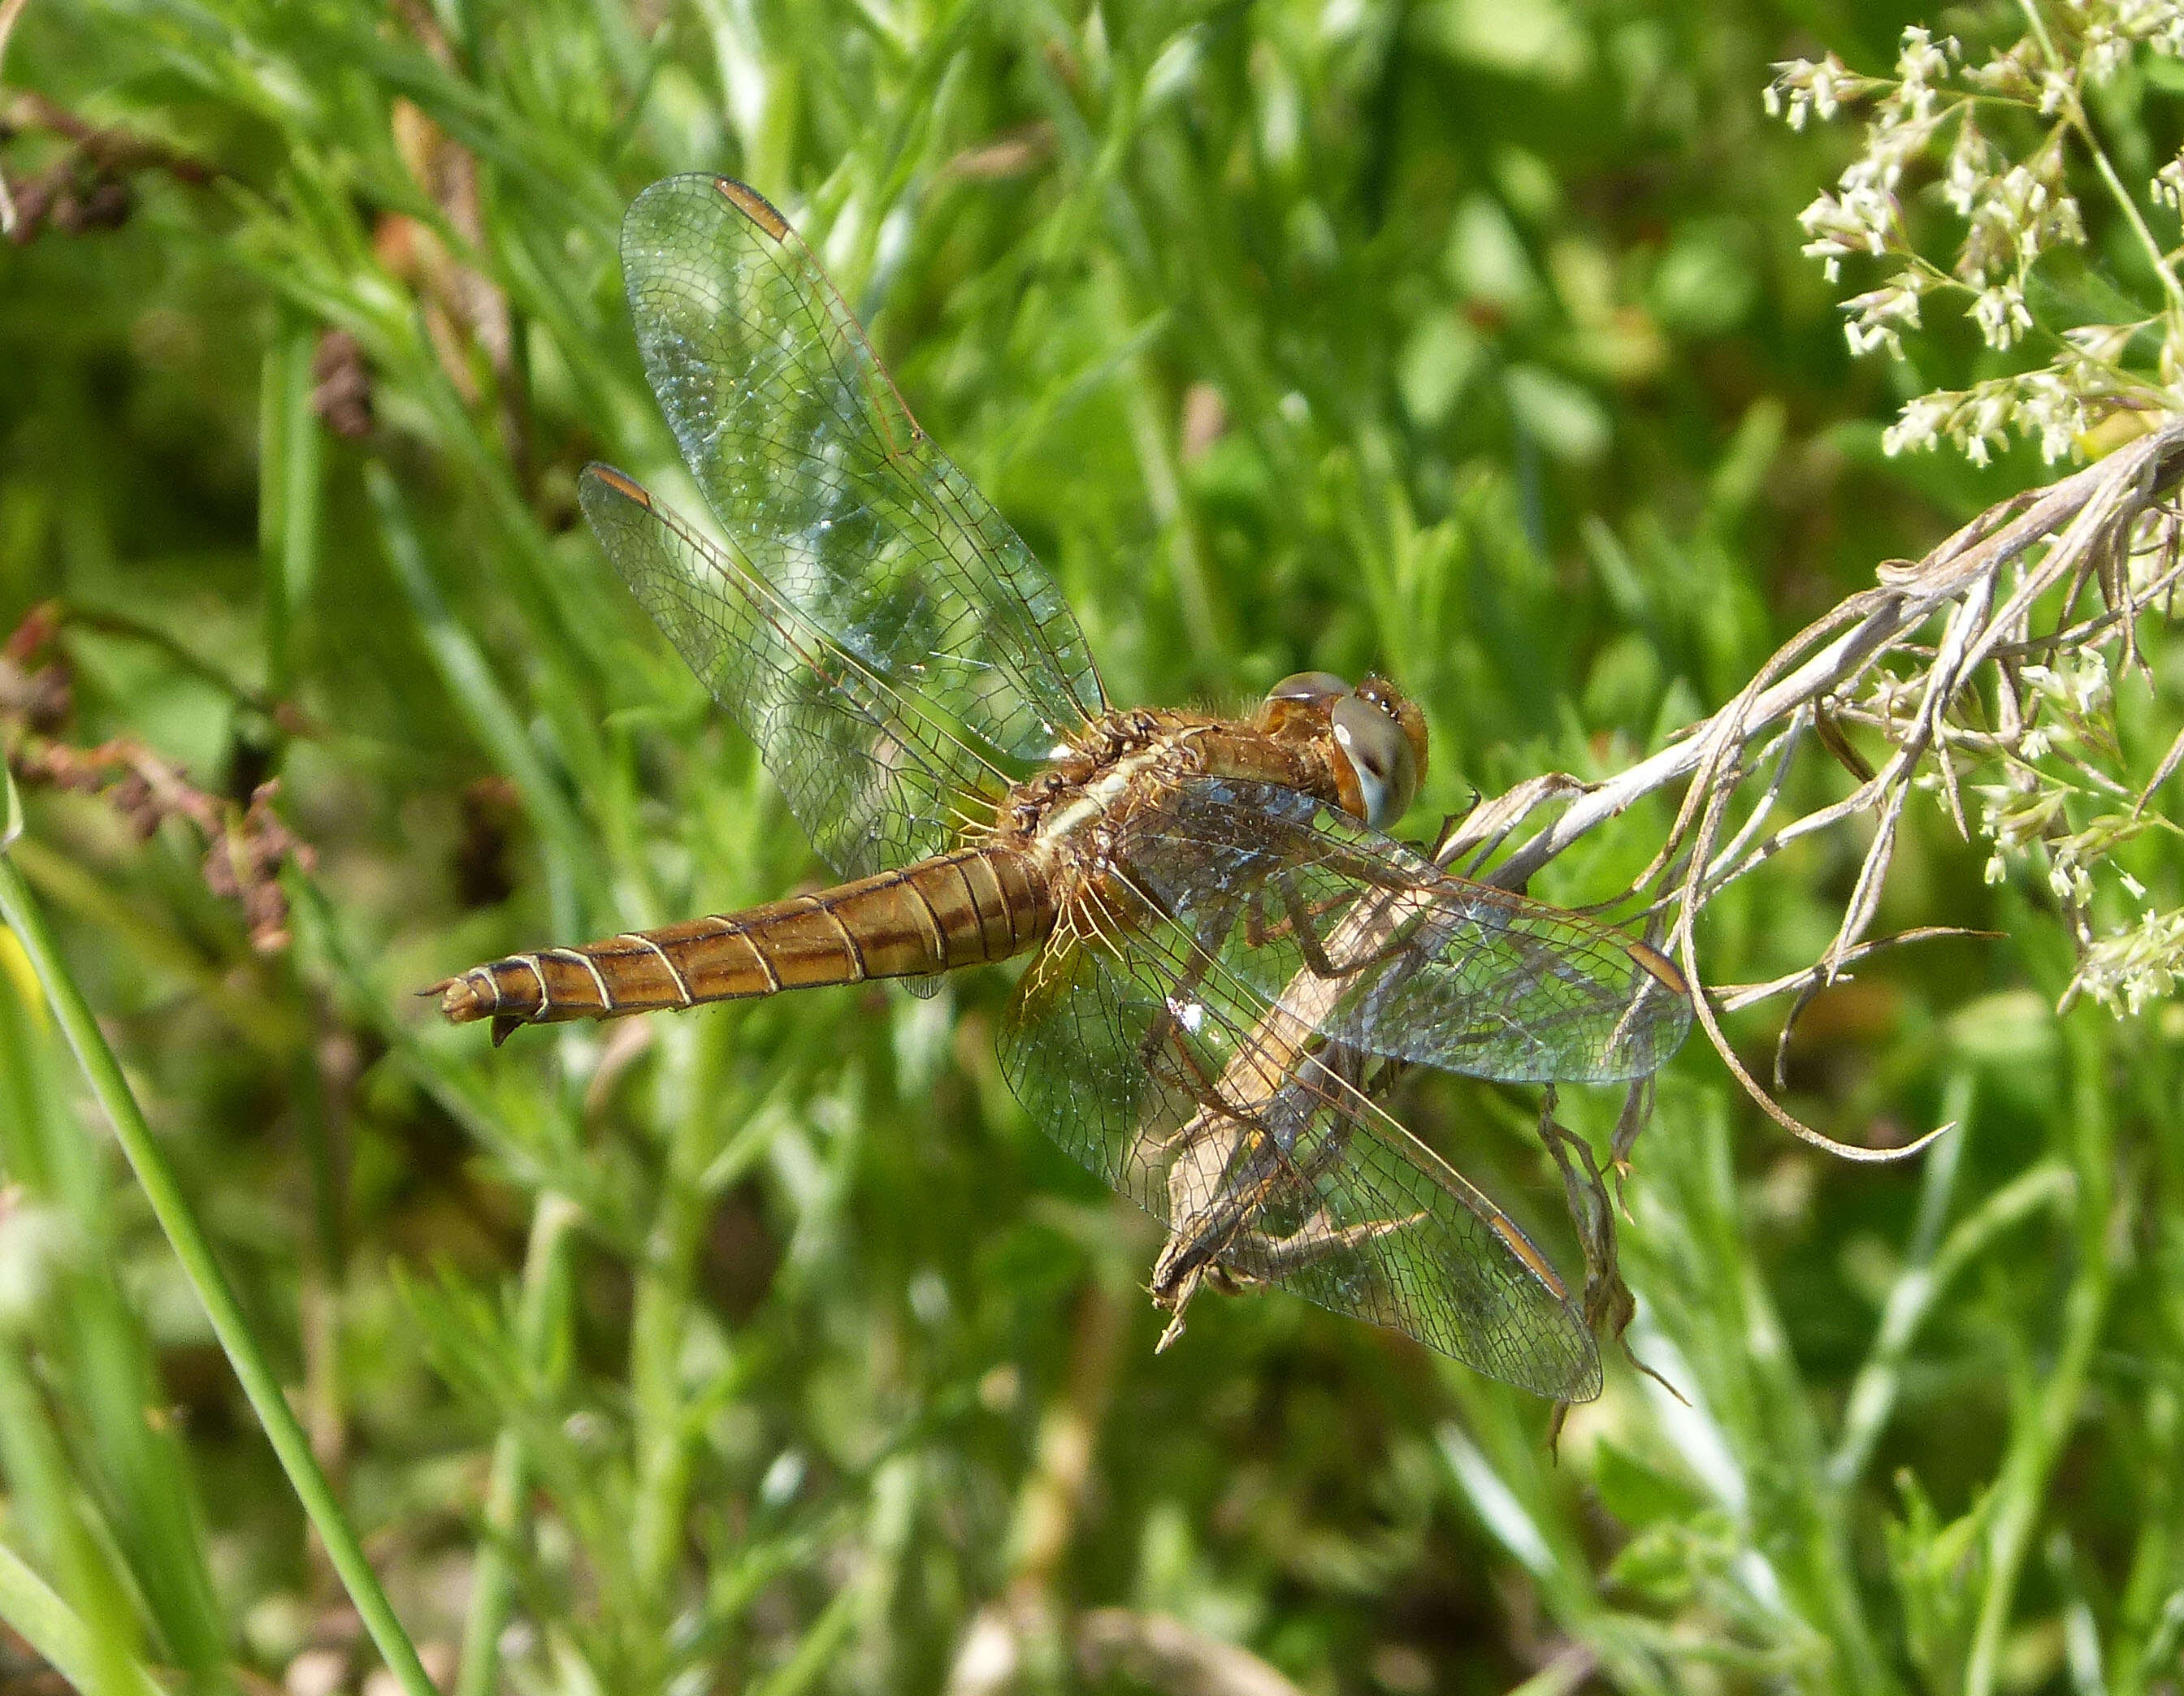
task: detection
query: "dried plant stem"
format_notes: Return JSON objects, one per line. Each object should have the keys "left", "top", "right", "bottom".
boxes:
{"left": 1434, "top": 418, "right": 2184, "bottom": 1157}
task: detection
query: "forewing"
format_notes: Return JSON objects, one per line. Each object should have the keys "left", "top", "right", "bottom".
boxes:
{"left": 581, "top": 467, "right": 981, "bottom": 876}
{"left": 616, "top": 174, "right": 1106, "bottom": 828}
{"left": 1115, "top": 778, "right": 1692, "bottom": 1084}
{"left": 996, "top": 904, "right": 1601, "bottom": 1399}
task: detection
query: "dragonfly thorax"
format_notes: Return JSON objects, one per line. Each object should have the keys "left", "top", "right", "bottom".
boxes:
{"left": 999, "top": 710, "right": 1199, "bottom": 850}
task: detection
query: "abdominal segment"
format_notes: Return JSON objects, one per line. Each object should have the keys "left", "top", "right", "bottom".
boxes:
{"left": 436, "top": 846, "right": 1055, "bottom": 1044}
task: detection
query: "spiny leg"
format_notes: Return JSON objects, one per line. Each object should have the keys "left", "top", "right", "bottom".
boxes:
{"left": 1270, "top": 867, "right": 1432, "bottom": 981}
{"left": 1153, "top": 1050, "right": 1415, "bottom": 1338}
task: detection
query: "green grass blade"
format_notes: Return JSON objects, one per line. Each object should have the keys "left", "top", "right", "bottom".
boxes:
{"left": 0, "top": 850, "right": 439, "bottom": 1696}
{"left": 0, "top": 1537, "right": 167, "bottom": 1696}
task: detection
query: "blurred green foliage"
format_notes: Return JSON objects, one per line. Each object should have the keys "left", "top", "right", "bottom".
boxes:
{"left": 1, "top": 1, "right": 2182, "bottom": 1693}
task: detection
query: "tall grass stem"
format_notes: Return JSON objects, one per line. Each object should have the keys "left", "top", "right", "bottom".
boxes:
{"left": 0, "top": 788, "right": 440, "bottom": 1696}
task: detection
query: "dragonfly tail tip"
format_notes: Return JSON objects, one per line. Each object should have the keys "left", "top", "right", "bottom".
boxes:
{"left": 433, "top": 971, "right": 498, "bottom": 1027}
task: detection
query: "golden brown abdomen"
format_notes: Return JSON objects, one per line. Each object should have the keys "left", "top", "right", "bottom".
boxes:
{"left": 437, "top": 846, "right": 1055, "bottom": 1044}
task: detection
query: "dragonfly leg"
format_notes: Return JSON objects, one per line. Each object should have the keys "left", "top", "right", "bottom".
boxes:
{"left": 1134, "top": 1001, "right": 1235, "bottom": 1160}
{"left": 1130, "top": 959, "right": 1285, "bottom": 1311}
{"left": 1135, "top": 896, "right": 1424, "bottom": 1342}
{"left": 1239, "top": 880, "right": 1359, "bottom": 965}
{"left": 1228, "top": 1205, "right": 1427, "bottom": 1280}
{"left": 1252, "top": 875, "right": 1344, "bottom": 980}
{"left": 1153, "top": 1262, "right": 1206, "bottom": 1352}
{"left": 1158, "top": 1038, "right": 1378, "bottom": 1248}
{"left": 1182, "top": 1049, "right": 1430, "bottom": 1291}
{"left": 1130, "top": 898, "right": 1250, "bottom": 1160}
{"left": 1149, "top": 1084, "right": 1339, "bottom": 1331}
{"left": 1267, "top": 868, "right": 1424, "bottom": 980}
{"left": 1147, "top": 1102, "right": 1271, "bottom": 1324}
{"left": 1129, "top": 896, "right": 1222, "bottom": 1067}
{"left": 1153, "top": 1196, "right": 1425, "bottom": 1346}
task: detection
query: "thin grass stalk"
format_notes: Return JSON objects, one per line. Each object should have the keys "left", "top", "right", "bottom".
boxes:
{"left": 1965, "top": 1016, "right": 2118, "bottom": 1696}
{"left": 752, "top": 1581, "right": 861, "bottom": 1696}
{"left": 258, "top": 317, "right": 321, "bottom": 705}
{"left": 1435, "top": 1413, "right": 1671, "bottom": 1694}
{"left": 366, "top": 459, "right": 592, "bottom": 941}
{"left": 2111, "top": 1033, "right": 2184, "bottom": 1694}
{"left": 455, "top": 1191, "right": 579, "bottom": 1696}
{"left": 0, "top": 1342, "right": 150, "bottom": 1696}
{"left": 0, "top": 781, "right": 438, "bottom": 1696}
{"left": 1828, "top": 1153, "right": 2075, "bottom": 1493}
{"left": 629, "top": 1018, "right": 722, "bottom": 1620}
{"left": 0, "top": 945, "right": 232, "bottom": 1681}
{"left": 1691, "top": 1113, "right": 1885, "bottom": 1693}
{"left": 292, "top": 1023, "right": 349, "bottom": 1482}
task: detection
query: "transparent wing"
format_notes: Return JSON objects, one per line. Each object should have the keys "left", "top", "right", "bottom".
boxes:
{"left": 996, "top": 902, "right": 1601, "bottom": 1399}
{"left": 609, "top": 173, "right": 1106, "bottom": 876}
{"left": 1112, "top": 777, "right": 1692, "bottom": 1083}
{"left": 582, "top": 467, "right": 990, "bottom": 876}
{"left": 993, "top": 772, "right": 1692, "bottom": 1392}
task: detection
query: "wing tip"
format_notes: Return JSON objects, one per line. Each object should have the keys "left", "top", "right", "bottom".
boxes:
{"left": 582, "top": 463, "right": 652, "bottom": 507}
{"left": 1560, "top": 1352, "right": 1606, "bottom": 1404}
{"left": 1629, "top": 938, "right": 1690, "bottom": 998}
{"left": 713, "top": 177, "right": 791, "bottom": 241}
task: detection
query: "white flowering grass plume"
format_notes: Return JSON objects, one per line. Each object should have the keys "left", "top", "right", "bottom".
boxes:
{"left": 1773, "top": 8, "right": 2184, "bottom": 460}
{"left": 1740, "top": 6, "right": 2184, "bottom": 1030}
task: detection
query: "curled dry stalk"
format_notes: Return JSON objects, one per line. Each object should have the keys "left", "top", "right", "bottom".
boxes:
{"left": 1421, "top": 418, "right": 2184, "bottom": 1356}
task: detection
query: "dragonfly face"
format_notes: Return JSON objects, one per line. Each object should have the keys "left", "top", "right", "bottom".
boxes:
{"left": 1255, "top": 671, "right": 1427, "bottom": 830}
{"left": 433, "top": 175, "right": 1692, "bottom": 1402}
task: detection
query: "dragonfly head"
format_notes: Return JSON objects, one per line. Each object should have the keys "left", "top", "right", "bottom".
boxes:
{"left": 1259, "top": 671, "right": 1428, "bottom": 829}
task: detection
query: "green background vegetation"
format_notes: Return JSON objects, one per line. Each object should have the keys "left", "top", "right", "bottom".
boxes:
{"left": 1, "top": 0, "right": 2180, "bottom": 1691}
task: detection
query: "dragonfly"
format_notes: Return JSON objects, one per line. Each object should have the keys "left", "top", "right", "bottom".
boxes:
{"left": 436, "top": 175, "right": 1691, "bottom": 1402}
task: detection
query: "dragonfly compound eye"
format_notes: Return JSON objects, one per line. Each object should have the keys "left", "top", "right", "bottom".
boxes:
{"left": 1331, "top": 691, "right": 1420, "bottom": 829}
{"left": 1263, "top": 670, "right": 1352, "bottom": 709}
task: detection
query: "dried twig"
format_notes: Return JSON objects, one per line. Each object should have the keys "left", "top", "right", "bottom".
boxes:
{"left": 1113, "top": 431, "right": 2184, "bottom": 1396}
{"left": 1436, "top": 418, "right": 2184, "bottom": 1157}
{"left": 1367, "top": 422, "right": 2184, "bottom": 1385}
